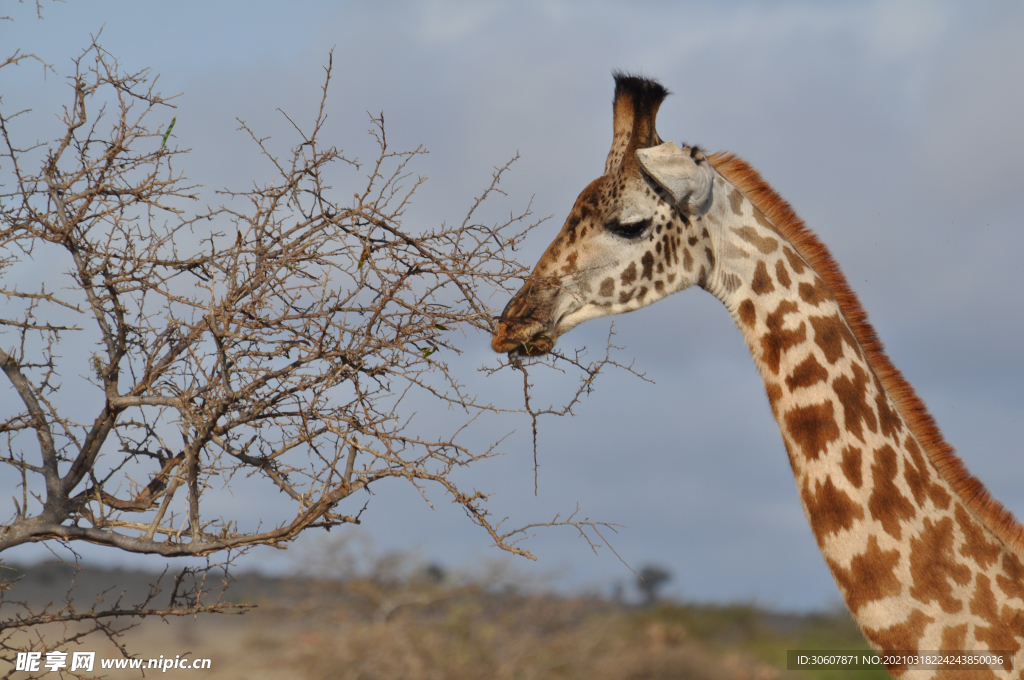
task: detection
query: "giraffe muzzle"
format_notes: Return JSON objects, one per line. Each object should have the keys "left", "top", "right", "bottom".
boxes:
{"left": 491, "top": 322, "right": 555, "bottom": 356}
{"left": 491, "top": 289, "right": 559, "bottom": 355}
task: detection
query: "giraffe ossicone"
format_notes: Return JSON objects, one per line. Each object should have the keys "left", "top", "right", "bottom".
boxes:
{"left": 492, "top": 73, "right": 1024, "bottom": 678}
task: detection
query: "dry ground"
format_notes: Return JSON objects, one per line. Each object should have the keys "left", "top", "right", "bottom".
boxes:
{"left": 4, "top": 563, "right": 883, "bottom": 680}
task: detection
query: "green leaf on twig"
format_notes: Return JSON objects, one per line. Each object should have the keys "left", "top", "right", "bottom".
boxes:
{"left": 161, "top": 117, "right": 177, "bottom": 149}
{"left": 414, "top": 345, "right": 437, "bottom": 359}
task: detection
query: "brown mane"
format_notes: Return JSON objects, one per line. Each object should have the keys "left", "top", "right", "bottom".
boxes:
{"left": 708, "top": 151, "right": 1024, "bottom": 556}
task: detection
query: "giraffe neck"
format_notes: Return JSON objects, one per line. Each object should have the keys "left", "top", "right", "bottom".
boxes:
{"left": 700, "top": 156, "right": 1024, "bottom": 672}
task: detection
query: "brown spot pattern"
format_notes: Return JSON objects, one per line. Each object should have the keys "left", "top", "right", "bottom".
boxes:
{"left": 875, "top": 377, "right": 903, "bottom": 440}
{"left": 663, "top": 234, "right": 673, "bottom": 258}
{"left": 753, "top": 208, "right": 774, "bottom": 231}
{"left": 928, "top": 482, "right": 951, "bottom": 510}
{"left": 599, "top": 277, "right": 614, "bottom": 297}
{"left": 954, "top": 504, "right": 1002, "bottom": 571}
{"left": 564, "top": 213, "right": 581, "bottom": 240}
{"left": 738, "top": 299, "right": 756, "bottom": 328}
{"left": 938, "top": 624, "right": 968, "bottom": 656}
{"left": 785, "top": 354, "right": 828, "bottom": 391}
{"left": 640, "top": 251, "right": 654, "bottom": 280}
{"left": 683, "top": 248, "right": 693, "bottom": 272}
{"left": 902, "top": 437, "right": 930, "bottom": 506}
{"left": 731, "top": 225, "right": 779, "bottom": 254}
{"left": 560, "top": 251, "right": 578, "bottom": 275}
{"left": 970, "top": 574, "right": 1024, "bottom": 658}
{"left": 728, "top": 188, "right": 744, "bottom": 216}
{"left": 808, "top": 313, "right": 861, "bottom": 364}
{"left": 774, "top": 260, "right": 791, "bottom": 288}
{"left": 751, "top": 260, "right": 775, "bottom": 295}
{"left": 784, "top": 401, "right": 840, "bottom": 461}
{"left": 828, "top": 534, "right": 901, "bottom": 613}
{"left": 868, "top": 445, "right": 916, "bottom": 540}
{"left": 803, "top": 475, "right": 865, "bottom": 547}
{"left": 863, "top": 609, "right": 934, "bottom": 662}
{"left": 832, "top": 363, "right": 878, "bottom": 443}
{"left": 903, "top": 437, "right": 950, "bottom": 510}
{"left": 765, "top": 382, "right": 783, "bottom": 418}
{"left": 621, "top": 262, "right": 637, "bottom": 286}
{"left": 909, "top": 516, "right": 971, "bottom": 614}
{"left": 783, "top": 246, "right": 806, "bottom": 275}
{"left": 759, "top": 300, "right": 806, "bottom": 374}
{"left": 722, "top": 273, "right": 741, "bottom": 293}
{"left": 841, "top": 445, "right": 863, "bottom": 488}
{"left": 998, "top": 553, "right": 1024, "bottom": 602}
{"left": 798, "top": 276, "right": 832, "bottom": 306}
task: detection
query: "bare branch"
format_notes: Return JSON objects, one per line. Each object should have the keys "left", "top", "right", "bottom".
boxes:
{"left": 0, "top": 38, "right": 637, "bottom": 666}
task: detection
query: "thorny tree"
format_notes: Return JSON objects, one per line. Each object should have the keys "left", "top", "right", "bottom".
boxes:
{"left": 0, "top": 40, "right": 633, "bottom": 669}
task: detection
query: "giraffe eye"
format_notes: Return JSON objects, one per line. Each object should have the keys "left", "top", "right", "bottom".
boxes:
{"left": 606, "top": 217, "right": 651, "bottom": 239}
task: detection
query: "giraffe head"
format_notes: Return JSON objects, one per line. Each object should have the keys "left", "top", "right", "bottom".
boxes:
{"left": 492, "top": 74, "right": 716, "bottom": 356}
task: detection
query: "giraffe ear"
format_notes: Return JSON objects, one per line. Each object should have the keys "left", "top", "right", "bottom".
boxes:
{"left": 635, "top": 142, "right": 713, "bottom": 215}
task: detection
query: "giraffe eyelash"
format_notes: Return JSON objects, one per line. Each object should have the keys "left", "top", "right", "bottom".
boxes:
{"left": 605, "top": 217, "right": 651, "bottom": 239}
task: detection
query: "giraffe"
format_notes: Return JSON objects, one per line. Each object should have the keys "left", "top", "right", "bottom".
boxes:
{"left": 492, "top": 74, "right": 1024, "bottom": 678}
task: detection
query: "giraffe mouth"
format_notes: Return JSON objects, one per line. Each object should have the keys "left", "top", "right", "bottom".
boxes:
{"left": 490, "top": 315, "right": 557, "bottom": 356}
{"left": 491, "top": 276, "right": 567, "bottom": 356}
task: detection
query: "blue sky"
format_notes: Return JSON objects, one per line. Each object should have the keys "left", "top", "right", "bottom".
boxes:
{"left": 2, "top": 0, "right": 1023, "bottom": 610}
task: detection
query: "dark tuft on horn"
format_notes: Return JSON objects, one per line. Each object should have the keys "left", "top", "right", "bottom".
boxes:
{"left": 605, "top": 72, "right": 671, "bottom": 174}
{"left": 611, "top": 72, "right": 670, "bottom": 115}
